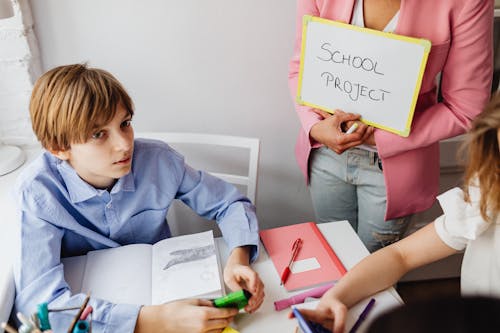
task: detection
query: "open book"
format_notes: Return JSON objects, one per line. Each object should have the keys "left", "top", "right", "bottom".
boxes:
{"left": 62, "top": 231, "right": 224, "bottom": 305}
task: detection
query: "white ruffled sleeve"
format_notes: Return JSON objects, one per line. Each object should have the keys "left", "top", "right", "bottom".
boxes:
{"left": 434, "top": 187, "right": 489, "bottom": 251}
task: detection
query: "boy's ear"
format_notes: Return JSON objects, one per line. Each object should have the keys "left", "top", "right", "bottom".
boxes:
{"left": 49, "top": 148, "right": 71, "bottom": 161}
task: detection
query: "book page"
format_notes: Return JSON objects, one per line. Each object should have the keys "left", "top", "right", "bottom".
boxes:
{"left": 81, "top": 244, "right": 152, "bottom": 305}
{"left": 62, "top": 255, "right": 87, "bottom": 293}
{"left": 151, "top": 231, "right": 222, "bottom": 305}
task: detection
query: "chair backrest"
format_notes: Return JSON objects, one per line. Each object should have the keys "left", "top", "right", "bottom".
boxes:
{"left": 135, "top": 132, "right": 260, "bottom": 236}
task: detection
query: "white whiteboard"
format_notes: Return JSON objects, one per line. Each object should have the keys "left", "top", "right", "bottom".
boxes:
{"left": 297, "top": 16, "right": 430, "bottom": 137}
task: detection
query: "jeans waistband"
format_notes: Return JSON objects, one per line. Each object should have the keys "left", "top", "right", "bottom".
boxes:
{"left": 348, "top": 148, "right": 382, "bottom": 170}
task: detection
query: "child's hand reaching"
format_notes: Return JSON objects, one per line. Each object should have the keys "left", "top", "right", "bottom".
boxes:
{"left": 223, "top": 246, "right": 265, "bottom": 313}
{"left": 296, "top": 296, "right": 348, "bottom": 333}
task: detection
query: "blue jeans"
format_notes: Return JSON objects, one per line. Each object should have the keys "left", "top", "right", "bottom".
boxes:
{"left": 309, "top": 147, "right": 411, "bottom": 252}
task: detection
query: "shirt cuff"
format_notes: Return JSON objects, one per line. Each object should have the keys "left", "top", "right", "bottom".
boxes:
{"left": 104, "top": 303, "right": 141, "bottom": 333}
{"left": 247, "top": 244, "right": 259, "bottom": 263}
{"left": 226, "top": 236, "right": 260, "bottom": 263}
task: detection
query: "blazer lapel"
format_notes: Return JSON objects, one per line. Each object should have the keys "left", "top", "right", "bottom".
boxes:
{"left": 339, "top": 0, "right": 356, "bottom": 23}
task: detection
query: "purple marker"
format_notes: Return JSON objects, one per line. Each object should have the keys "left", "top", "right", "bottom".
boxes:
{"left": 274, "top": 283, "right": 334, "bottom": 311}
{"left": 349, "top": 298, "right": 376, "bottom": 333}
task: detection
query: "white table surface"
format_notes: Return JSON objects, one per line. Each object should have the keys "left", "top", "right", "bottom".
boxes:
{"left": 0, "top": 147, "right": 403, "bottom": 332}
{"left": 217, "top": 221, "right": 403, "bottom": 333}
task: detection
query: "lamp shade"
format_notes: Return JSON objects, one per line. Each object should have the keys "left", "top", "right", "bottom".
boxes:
{"left": 0, "top": 145, "right": 25, "bottom": 175}
{"left": 0, "top": 0, "right": 13, "bottom": 19}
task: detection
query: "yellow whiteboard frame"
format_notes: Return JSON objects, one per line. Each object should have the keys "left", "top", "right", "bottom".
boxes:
{"left": 296, "top": 15, "right": 431, "bottom": 137}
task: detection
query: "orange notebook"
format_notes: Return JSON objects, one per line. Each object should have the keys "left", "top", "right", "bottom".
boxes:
{"left": 259, "top": 222, "right": 346, "bottom": 291}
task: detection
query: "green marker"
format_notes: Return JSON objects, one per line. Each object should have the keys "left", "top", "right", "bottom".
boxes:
{"left": 213, "top": 289, "right": 252, "bottom": 309}
{"left": 37, "top": 302, "right": 51, "bottom": 331}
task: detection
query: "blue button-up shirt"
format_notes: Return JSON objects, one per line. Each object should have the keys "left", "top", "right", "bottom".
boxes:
{"left": 13, "top": 138, "right": 259, "bottom": 333}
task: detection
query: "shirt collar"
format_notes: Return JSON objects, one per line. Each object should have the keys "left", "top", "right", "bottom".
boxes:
{"left": 57, "top": 160, "right": 136, "bottom": 203}
{"left": 111, "top": 170, "right": 135, "bottom": 194}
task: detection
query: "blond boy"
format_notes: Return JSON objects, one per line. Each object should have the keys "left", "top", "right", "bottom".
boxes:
{"left": 14, "top": 64, "right": 264, "bottom": 332}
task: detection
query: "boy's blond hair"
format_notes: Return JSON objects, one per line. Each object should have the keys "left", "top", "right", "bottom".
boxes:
{"left": 30, "top": 63, "right": 134, "bottom": 151}
{"left": 463, "top": 93, "right": 500, "bottom": 222}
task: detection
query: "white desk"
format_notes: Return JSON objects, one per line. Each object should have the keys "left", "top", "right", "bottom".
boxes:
{"left": 217, "top": 221, "right": 403, "bottom": 333}
{"left": 0, "top": 147, "right": 402, "bottom": 333}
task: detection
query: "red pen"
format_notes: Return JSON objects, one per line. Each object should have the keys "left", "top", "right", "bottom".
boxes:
{"left": 280, "top": 238, "right": 303, "bottom": 285}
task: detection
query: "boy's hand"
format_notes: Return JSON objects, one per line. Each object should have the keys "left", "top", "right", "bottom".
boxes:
{"left": 223, "top": 247, "right": 265, "bottom": 313}
{"left": 135, "top": 299, "right": 238, "bottom": 333}
{"left": 223, "top": 262, "right": 265, "bottom": 313}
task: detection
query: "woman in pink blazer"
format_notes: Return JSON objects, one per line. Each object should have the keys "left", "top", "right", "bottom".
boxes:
{"left": 289, "top": 0, "right": 493, "bottom": 252}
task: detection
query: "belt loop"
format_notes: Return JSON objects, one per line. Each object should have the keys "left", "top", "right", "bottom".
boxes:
{"left": 369, "top": 152, "right": 375, "bottom": 165}
{"left": 376, "top": 153, "right": 383, "bottom": 171}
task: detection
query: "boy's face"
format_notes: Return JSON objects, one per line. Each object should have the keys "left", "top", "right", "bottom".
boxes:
{"left": 54, "top": 104, "right": 134, "bottom": 189}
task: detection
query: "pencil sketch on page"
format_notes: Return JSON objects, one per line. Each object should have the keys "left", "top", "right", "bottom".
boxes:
{"left": 151, "top": 230, "right": 222, "bottom": 304}
{"left": 163, "top": 244, "right": 216, "bottom": 270}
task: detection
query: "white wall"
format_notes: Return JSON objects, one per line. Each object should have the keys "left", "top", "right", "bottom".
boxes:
{"left": 27, "top": 0, "right": 315, "bottom": 229}
{"left": 0, "top": 0, "right": 40, "bottom": 144}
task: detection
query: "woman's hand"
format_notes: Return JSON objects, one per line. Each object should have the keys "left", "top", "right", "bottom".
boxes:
{"left": 309, "top": 109, "right": 373, "bottom": 154}
{"left": 363, "top": 131, "right": 376, "bottom": 146}
{"left": 223, "top": 246, "right": 265, "bottom": 313}
{"left": 293, "top": 296, "right": 348, "bottom": 333}
{"left": 135, "top": 299, "right": 238, "bottom": 333}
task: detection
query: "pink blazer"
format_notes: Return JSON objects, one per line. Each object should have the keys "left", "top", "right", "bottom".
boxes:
{"left": 289, "top": 0, "right": 493, "bottom": 220}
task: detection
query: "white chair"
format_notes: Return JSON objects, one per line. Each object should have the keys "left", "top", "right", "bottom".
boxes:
{"left": 135, "top": 132, "right": 260, "bottom": 236}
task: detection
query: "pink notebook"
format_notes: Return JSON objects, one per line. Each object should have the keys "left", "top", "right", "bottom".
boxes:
{"left": 259, "top": 222, "right": 346, "bottom": 291}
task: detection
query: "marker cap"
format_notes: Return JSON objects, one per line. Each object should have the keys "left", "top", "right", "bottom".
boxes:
{"left": 213, "top": 289, "right": 252, "bottom": 309}
{"left": 37, "top": 302, "right": 51, "bottom": 330}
